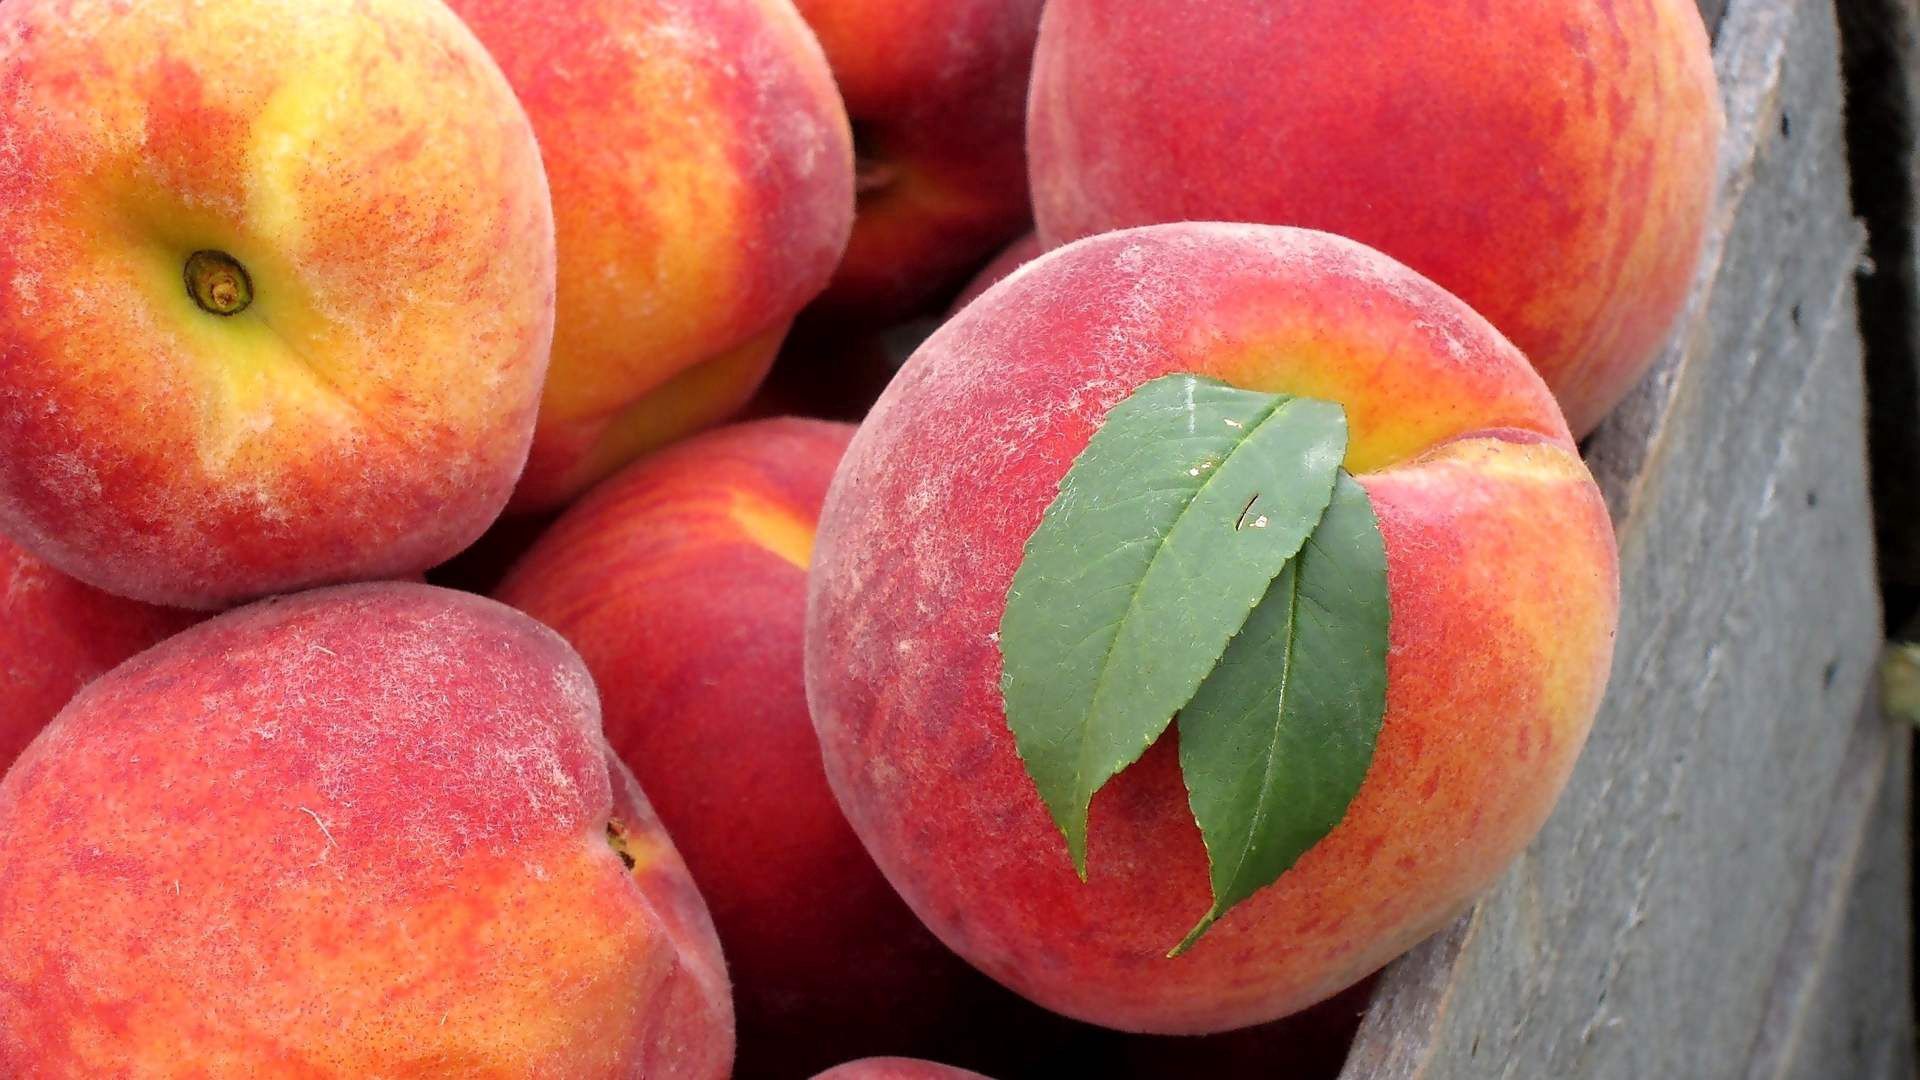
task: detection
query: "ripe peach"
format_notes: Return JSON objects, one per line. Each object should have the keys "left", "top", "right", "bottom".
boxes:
{"left": 497, "top": 419, "right": 987, "bottom": 1078}
{"left": 0, "top": 0, "right": 555, "bottom": 608}
{"left": 806, "top": 224, "right": 1619, "bottom": 1033}
{"left": 446, "top": 0, "right": 854, "bottom": 512}
{"left": 795, "top": 0, "right": 1044, "bottom": 321}
{"left": 814, "top": 1061, "right": 991, "bottom": 1080}
{"left": 0, "top": 583, "right": 733, "bottom": 1076}
{"left": 0, "top": 532, "right": 199, "bottom": 774}
{"left": 1028, "top": 0, "right": 1722, "bottom": 436}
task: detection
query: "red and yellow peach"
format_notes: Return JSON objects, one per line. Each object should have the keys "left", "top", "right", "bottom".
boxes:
{"left": 0, "top": 0, "right": 555, "bottom": 608}
{"left": 446, "top": 0, "right": 855, "bottom": 511}
{"left": 1027, "top": 0, "right": 1723, "bottom": 435}
{"left": 0, "top": 583, "right": 733, "bottom": 1076}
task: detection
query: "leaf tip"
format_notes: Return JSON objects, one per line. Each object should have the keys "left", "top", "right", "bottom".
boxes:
{"left": 1067, "top": 829, "right": 1090, "bottom": 882}
{"left": 1049, "top": 807, "right": 1093, "bottom": 882}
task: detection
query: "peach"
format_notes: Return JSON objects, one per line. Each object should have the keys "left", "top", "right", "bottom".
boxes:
{"left": 0, "top": 532, "right": 200, "bottom": 774}
{"left": 814, "top": 1060, "right": 991, "bottom": 1080}
{"left": 806, "top": 224, "right": 1619, "bottom": 1033}
{"left": 795, "top": 0, "right": 1044, "bottom": 321}
{"left": 0, "top": 0, "right": 555, "bottom": 609}
{"left": 1027, "top": 0, "right": 1722, "bottom": 436}
{"left": 445, "top": 0, "right": 854, "bottom": 512}
{"left": 0, "top": 583, "right": 733, "bottom": 1077}
{"left": 497, "top": 419, "right": 988, "bottom": 1078}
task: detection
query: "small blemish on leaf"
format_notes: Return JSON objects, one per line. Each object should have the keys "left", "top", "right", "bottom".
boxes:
{"left": 1252, "top": 516, "right": 1269, "bottom": 529}
{"left": 1236, "top": 495, "right": 1260, "bottom": 531}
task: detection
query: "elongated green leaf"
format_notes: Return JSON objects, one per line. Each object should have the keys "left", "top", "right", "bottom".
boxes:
{"left": 1173, "top": 472, "right": 1389, "bottom": 955}
{"left": 999, "top": 374, "right": 1349, "bottom": 876}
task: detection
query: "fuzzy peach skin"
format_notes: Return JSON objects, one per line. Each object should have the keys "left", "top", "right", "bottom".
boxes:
{"left": 445, "top": 0, "right": 853, "bottom": 512}
{"left": 813, "top": 1060, "right": 992, "bottom": 1080}
{"left": 0, "top": 0, "right": 555, "bottom": 609}
{"left": 0, "top": 583, "right": 733, "bottom": 1078}
{"left": 1028, "top": 0, "right": 1722, "bottom": 437}
{"left": 794, "top": 0, "right": 1044, "bottom": 322}
{"left": 0, "top": 532, "right": 200, "bottom": 775}
{"left": 497, "top": 419, "right": 990, "bottom": 1079}
{"left": 805, "top": 224, "right": 1620, "bottom": 1033}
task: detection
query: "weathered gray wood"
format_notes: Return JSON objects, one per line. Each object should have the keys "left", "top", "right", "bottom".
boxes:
{"left": 1757, "top": 707, "right": 1912, "bottom": 1080}
{"left": 1342, "top": 0, "right": 1900, "bottom": 1075}
{"left": 1704, "top": 0, "right": 1735, "bottom": 37}
{"left": 1776, "top": 757, "right": 1913, "bottom": 1080}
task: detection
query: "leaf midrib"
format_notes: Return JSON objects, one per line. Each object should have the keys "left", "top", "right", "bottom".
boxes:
{"left": 1223, "top": 561, "right": 1302, "bottom": 898}
{"left": 1067, "top": 392, "right": 1296, "bottom": 828}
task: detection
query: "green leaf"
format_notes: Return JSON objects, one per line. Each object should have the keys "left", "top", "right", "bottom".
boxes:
{"left": 999, "top": 374, "right": 1349, "bottom": 876}
{"left": 1172, "top": 472, "right": 1390, "bottom": 954}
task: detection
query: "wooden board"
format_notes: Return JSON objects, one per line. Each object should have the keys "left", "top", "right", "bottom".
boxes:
{"left": 1340, "top": 0, "right": 1907, "bottom": 1075}
{"left": 1754, "top": 709, "right": 1911, "bottom": 1080}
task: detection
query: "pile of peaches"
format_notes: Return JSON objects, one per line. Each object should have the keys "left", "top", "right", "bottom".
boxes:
{"left": 0, "top": 0, "right": 1721, "bottom": 1076}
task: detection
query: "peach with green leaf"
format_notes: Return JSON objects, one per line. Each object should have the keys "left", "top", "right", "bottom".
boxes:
{"left": 805, "top": 223, "right": 1619, "bottom": 1033}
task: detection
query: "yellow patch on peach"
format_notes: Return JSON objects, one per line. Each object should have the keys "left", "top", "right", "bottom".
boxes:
{"left": 543, "top": 324, "right": 790, "bottom": 503}
{"left": 1201, "top": 328, "right": 1561, "bottom": 474}
{"left": 729, "top": 489, "right": 818, "bottom": 571}
{"left": 536, "top": 66, "right": 752, "bottom": 426}
{"left": 1392, "top": 437, "right": 1620, "bottom": 729}
{"left": 445, "top": 0, "right": 853, "bottom": 511}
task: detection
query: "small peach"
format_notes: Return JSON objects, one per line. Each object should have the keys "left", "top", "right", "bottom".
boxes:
{"left": 0, "top": 584, "right": 734, "bottom": 1076}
